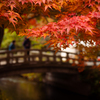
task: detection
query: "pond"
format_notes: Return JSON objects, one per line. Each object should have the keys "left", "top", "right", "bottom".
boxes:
{"left": 0, "top": 76, "right": 92, "bottom": 100}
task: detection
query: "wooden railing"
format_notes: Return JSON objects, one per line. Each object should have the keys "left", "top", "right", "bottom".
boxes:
{"left": 0, "top": 49, "right": 100, "bottom": 67}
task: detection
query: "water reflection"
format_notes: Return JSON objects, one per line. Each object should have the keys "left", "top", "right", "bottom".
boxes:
{"left": 0, "top": 77, "right": 90, "bottom": 100}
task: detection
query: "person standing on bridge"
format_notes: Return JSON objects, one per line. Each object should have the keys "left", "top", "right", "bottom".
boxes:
{"left": 9, "top": 40, "right": 16, "bottom": 51}
{"left": 23, "top": 37, "right": 31, "bottom": 55}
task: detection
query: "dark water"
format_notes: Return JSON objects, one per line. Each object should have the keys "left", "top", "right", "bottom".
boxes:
{"left": 0, "top": 77, "right": 93, "bottom": 100}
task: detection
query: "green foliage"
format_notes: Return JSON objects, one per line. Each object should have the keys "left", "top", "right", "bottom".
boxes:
{"left": 1, "top": 28, "right": 46, "bottom": 49}
{"left": 1, "top": 28, "right": 24, "bottom": 49}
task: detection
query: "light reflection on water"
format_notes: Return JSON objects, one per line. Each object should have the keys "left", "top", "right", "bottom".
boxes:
{"left": 0, "top": 77, "right": 90, "bottom": 100}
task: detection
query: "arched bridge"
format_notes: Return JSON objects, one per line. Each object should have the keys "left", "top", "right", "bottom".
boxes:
{"left": 0, "top": 49, "right": 99, "bottom": 77}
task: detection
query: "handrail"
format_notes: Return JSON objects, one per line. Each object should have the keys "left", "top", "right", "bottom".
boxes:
{"left": 0, "top": 49, "right": 99, "bottom": 67}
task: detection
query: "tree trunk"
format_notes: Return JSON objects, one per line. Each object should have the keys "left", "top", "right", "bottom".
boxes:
{"left": 0, "top": 25, "right": 4, "bottom": 48}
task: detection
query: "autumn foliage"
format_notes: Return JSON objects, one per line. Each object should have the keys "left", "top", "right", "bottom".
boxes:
{"left": 0, "top": 0, "right": 100, "bottom": 54}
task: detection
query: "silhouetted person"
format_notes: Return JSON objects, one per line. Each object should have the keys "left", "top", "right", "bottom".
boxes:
{"left": 9, "top": 40, "right": 16, "bottom": 51}
{"left": 23, "top": 37, "right": 31, "bottom": 55}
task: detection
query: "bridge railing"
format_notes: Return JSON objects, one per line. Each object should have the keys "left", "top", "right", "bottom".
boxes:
{"left": 0, "top": 49, "right": 100, "bottom": 67}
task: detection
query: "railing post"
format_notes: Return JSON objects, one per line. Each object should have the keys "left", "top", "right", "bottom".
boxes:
{"left": 7, "top": 51, "right": 10, "bottom": 65}
{"left": 27, "top": 49, "right": 30, "bottom": 62}
{"left": 73, "top": 59, "right": 75, "bottom": 65}
{"left": 47, "top": 56, "right": 49, "bottom": 62}
{"left": 24, "top": 50, "right": 28, "bottom": 63}
{"left": 93, "top": 59, "right": 96, "bottom": 66}
{"left": 53, "top": 52, "right": 56, "bottom": 62}
{"left": 60, "top": 56, "right": 62, "bottom": 63}
{"left": 67, "top": 52, "right": 69, "bottom": 62}
{"left": 16, "top": 58, "right": 18, "bottom": 64}
{"left": 39, "top": 50, "right": 42, "bottom": 62}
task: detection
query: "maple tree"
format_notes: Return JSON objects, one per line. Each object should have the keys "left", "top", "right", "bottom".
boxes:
{"left": 0, "top": 0, "right": 100, "bottom": 58}
{"left": 1, "top": 0, "right": 100, "bottom": 94}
